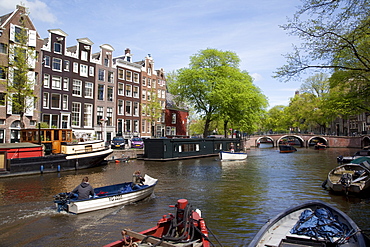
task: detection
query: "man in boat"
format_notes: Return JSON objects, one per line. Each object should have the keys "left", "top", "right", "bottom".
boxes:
{"left": 71, "top": 176, "right": 95, "bottom": 200}
{"left": 132, "top": 170, "right": 145, "bottom": 190}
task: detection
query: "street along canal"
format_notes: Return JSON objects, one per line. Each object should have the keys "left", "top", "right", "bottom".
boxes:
{"left": 0, "top": 147, "right": 369, "bottom": 246}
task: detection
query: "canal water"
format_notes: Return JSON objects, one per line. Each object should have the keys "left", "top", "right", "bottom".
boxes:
{"left": 0, "top": 147, "right": 369, "bottom": 247}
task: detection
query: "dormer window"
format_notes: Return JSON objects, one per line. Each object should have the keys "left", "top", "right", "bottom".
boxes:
{"left": 54, "top": 42, "right": 62, "bottom": 53}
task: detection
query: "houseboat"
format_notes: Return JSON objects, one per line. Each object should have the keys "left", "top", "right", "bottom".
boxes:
{"left": 141, "top": 137, "right": 243, "bottom": 161}
{"left": 0, "top": 128, "right": 112, "bottom": 176}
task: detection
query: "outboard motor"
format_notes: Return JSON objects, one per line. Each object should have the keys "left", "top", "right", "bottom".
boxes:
{"left": 54, "top": 192, "right": 71, "bottom": 212}
{"left": 337, "top": 155, "right": 344, "bottom": 164}
{"left": 339, "top": 173, "right": 352, "bottom": 188}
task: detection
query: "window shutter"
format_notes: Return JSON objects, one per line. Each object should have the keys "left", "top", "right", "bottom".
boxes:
{"left": 28, "top": 30, "right": 36, "bottom": 47}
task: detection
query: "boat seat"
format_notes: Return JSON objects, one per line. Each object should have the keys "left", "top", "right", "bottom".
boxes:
{"left": 278, "top": 236, "right": 326, "bottom": 247}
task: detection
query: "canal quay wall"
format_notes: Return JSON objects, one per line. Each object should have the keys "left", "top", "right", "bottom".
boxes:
{"left": 110, "top": 149, "right": 144, "bottom": 160}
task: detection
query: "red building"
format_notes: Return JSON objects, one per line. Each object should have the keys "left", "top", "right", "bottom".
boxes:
{"left": 165, "top": 93, "right": 188, "bottom": 137}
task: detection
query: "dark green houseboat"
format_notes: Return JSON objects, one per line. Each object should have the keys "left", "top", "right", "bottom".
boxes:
{"left": 141, "top": 138, "right": 243, "bottom": 161}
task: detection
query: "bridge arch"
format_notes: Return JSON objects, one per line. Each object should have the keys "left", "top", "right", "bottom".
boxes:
{"left": 307, "top": 136, "right": 328, "bottom": 147}
{"left": 256, "top": 136, "right": 275, "bottom": 147}
{"left": 362, "top": 136, "right": 370, "bottom": 148}
{"left": 277, "top": 135, "right": 305, "bottom": 147}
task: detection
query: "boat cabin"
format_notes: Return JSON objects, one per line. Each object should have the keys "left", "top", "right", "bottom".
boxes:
{"left": 21, "top": 129, "right": 73, "bottom": 154}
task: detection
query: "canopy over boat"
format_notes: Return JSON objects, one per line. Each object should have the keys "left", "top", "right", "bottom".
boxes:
{"left": 248, "top": 200, "right": 369, "bottom": 247}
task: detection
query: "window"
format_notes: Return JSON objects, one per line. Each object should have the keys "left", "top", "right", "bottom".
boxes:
{"left": 125, "top": 84, "right": 132, "bottom": 97}
{"left": 133, "top": 86, "right": 139, "bottom": 98}
{"left": 98, "top": 69, "right": 105, "bottom": 81}
{"left": 54, "top": 42, "right": 62, "bottom": 53}
{"left": 63, "top": 77, "right": 69, "bottom": 90}
{"left": 0, "top": 67, "right": 5, "bottom": 80}
{"left": 81, "top": 51, "right": 88, "bottom": 61}
{"left": 62, "top": 95, "right": 68, "bottom": 110}
{"left": 142, "top": 77, "right": 146, "bottom": 86}
{"left": 44, "top": 55, "right": 50, "bottom": 67}
{"left": 73, "top": 62, "right": 78, "bottom": 73}
{"left": 104, "top": 58, "right": 109, "bottom": 66}
{"left": 89, "top": 66, "right": 94, "bottom": 76}
{"left": 80, "top": 64, "right": 88, "bottom": 77}
{"left": 153, "top": 79, "right": 156, "bottom": 88}
{"left": 125, "top": 101, "right": 132, "bottom": 115}
{"left": 43, "top": 92, "right": 49, "bottom": 108}
{"left": 52, "top": 76, "right": 62, "bottom": 89}
{"left": 126, "top": 119, "right": 131, "bottom": 132}
{"left": 133, "top": 73, "right": 139, "bottom": 83}
{"left": 147, "top": 91, "right": 151, "bottom": 101}
{"left": 134, "top": 120, "right": 139, "bottom": 133}
{"left": 118, "top": 100, "right": 124, "bottom": 115}
{"left": 108, "top": 71, "right": 114, "bottom": 83}
{"left": 72, "top": 103, "right": 81, "bottom": 126}
{"left": 107, "top": 86, "right": 113, "bottom": 101}
{"left": 97, "top": 106, "right": 103, "bottom": 124}
{"left": 118, "top": 68, "right": 124, "bottom": 79}
{"left": 142, "top": 120, "right": 146, "bottom": 133}
{"left": 98, "top": 84, "right": 104, "bottom": 100}
{"left": 51, "top": 93, "right": 61, "bottom": 109}
{"left": 52, "top": 58, "right": 62, "bottom": 71}
{"left": 142, "top": 89, "right": 146, "bottom": 100}
{"left": 126, "top": 70, "right": 132, "bottom": 81}
{"left": 148, "top": 78, "right": 151, "bottom": 87}
{"left": 107, "top": 107, "right": 113, "bottom": 126}
{"left": 118, "top": 83, "right": 124, "bottom": 95}
{"left": 142, "top": 103, "right": 146, "bottom": 116}
{"left": 64, "top": 60, "right": 69, "bottom": 71}
{"left": 84, "top": 104, "right": 92, "bottom": 127}
{"left": 85, "top": 82, "right": 93, "bottom": 98}
{"left": 133, "top": 102, "right": 139, "bottom": 116}
{"left": 172, "top": 113, "right": 176, "bottom": 124}
{"left": 43, "top": 74, "right": 50, "bottom": 88}
{"left": 0, "top": 43, "right": 7, "bottom": 54}
{"left": 72, "top": 79, "right": 82, "bottom": 96}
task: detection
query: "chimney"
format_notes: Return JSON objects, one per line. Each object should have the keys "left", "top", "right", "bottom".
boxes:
{"left": 125, "top": 48, "right": 131, "bottom": 55}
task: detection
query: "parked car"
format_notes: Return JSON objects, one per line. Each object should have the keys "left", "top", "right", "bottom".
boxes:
{"left": 131, "top": 137, "right": 144, "bottom": 149}
{"left": 111, "top": 136, "right": 126, "bottom": 149}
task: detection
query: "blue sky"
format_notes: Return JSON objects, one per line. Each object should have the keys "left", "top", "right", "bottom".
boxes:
{"left": 2, "top": 0, "right": 305, "bottom": 108}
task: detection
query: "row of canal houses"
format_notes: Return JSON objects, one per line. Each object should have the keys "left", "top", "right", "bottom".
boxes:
{"left": 0, "top": 5, "right": 188, "bottom": 143}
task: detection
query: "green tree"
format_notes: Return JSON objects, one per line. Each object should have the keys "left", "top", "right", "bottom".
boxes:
{"left": 275, "top": 0, "right": 370, "bottom": 81}
{"left": 168, "top": 48, "right": 267, "bottom": 137}
{"left": 2, "top": 13, "right": 37, "bottom": 128}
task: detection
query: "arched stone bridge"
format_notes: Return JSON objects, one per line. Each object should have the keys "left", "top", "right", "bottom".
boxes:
{"left": 246, "top": 134, "right": 370, "bottom": 148}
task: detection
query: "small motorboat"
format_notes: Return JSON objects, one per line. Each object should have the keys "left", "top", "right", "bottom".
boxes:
{"left": 54, "top": 174, "right": 157, "bottom": 214}
{"left": 248, "top": 200, "right": 370, "bottom": 247}
{"left": 324, "top": 157, "right": 370, "bottom": 194}
{"left": 314, "top": 143, "right": 327, "bottom": 150}
{"left": 279, "top": 144, "right": 297, "bottom": 153}
{"left": 219, "top": 151, "right": 248, "bottom": 161}
{"left": 337, "top": 147, "right": 370, "bottom": 164}
{"left": 104, "top": 199, "right": 215, "bottom": 247}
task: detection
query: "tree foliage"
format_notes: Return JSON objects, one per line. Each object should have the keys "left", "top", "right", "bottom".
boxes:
{"left": 275, "top": 0, "right": 370, "bottom": 81}
{"left": 167, "top": 48, "right": 267, "bottom": 137}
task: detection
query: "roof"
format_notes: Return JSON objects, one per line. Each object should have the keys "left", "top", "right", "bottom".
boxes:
{"left": 0, "top": 142, "right": 42, "bottom": 149}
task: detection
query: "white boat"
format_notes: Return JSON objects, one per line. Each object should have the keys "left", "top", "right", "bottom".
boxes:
{"left": 248, "top": 200, "right": 370, "bottom": 247}
{"left": 219, "top": 151, "right": 247, "bottom": 161}
{"left": 325, "top": 157, "right": 370, "bottom": 194}
{"left": 54, "top": 174, "right": 157, "bottom": 214}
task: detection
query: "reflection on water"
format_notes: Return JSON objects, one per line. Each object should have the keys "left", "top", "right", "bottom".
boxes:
{"left": 0, "top": 147, "right": 369, "bottom": 246}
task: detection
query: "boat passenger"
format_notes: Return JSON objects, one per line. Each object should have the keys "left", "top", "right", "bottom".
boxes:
{"left": 71, "top": 176, "right": 94, "bottom": 200}
{"left": 132, "top": 170, "right": 145, "bottom": 190}
{"left": 230, "top": 143, "right": 235, "bottom": 153}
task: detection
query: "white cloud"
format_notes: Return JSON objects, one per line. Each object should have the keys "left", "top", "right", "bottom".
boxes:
{"left": 251, "top": 73, "right": 263, "bottom": 82}
{"left": 0, "top": 0, "right": 57, "bottom": 23}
